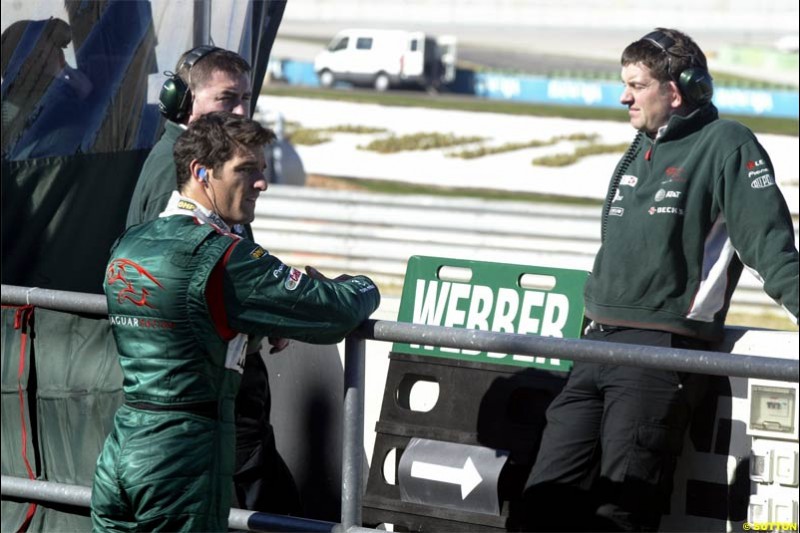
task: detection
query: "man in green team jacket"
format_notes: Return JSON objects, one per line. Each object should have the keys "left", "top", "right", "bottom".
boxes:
{"left": 520, "top": 28, "right": 798, "bottom": 532}
{"left": 91, "top": 112, "right": 381, "bottom": 532}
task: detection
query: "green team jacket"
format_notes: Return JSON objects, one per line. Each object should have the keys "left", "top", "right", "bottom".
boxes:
{"left": 585, "top": 104, "right": 798, "bottom": 341}
{"left": 95, "top": 209, "right": 380, "bottom": 530}
{"left": 125, "top": 120, "right": 183, "bottom": 228}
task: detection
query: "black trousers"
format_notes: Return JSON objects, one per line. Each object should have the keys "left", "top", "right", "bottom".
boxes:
{"left": 233, "top": 350, "right": 301, "bottom": 515}
{"left": 519, "top": 328, "right": 709, "bottom": 532}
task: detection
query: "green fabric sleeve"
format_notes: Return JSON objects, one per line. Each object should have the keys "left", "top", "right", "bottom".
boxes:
{"left": 125, "top": 122, "right": 181, "bottom": 228}
{"left": 125, "top": 156, "right": 176, "bottom": 228}
{"left": 717, "top": 134, "right": 799, "bottom": 320}
{"left": 222, "top": 240, "right": 381, "bottom": 344}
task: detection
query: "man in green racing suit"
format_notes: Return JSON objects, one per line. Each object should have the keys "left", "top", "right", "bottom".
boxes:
{"left": 91, "top": 111, "right": 381, "bottom": 532}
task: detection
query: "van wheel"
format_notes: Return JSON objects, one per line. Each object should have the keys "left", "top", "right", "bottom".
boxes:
{"left": 319, "top": 70, "right": 335, "bottom": 88}
{"left": 374, "top": 72, "right": 390, "bottom": 92}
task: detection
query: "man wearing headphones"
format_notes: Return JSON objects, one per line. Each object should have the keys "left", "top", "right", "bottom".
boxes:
{"left": 519, "top": 28, "right": 798, "bottom": 532}
{"left": 126, "top": 46, "right": 252, "bottom": 227}
{"left": 125, "top": 47, "right": 301, "bottom": 514}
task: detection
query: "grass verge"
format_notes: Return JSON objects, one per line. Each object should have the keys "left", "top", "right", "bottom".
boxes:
{"left": 448, "top": 133, "right": 601, "bottom": 159}
{"left": 324, "top": 124, "right": 388, "bottom": 134}
{"left": 306, "top": 174, "right": 603, "bottom": 206}
{"left": 285, "top": 124, "right": 388, "bottom": 145}
{"left": 288, "top": 128, "right": 331, "bottom": 145}
{"left": 359, "top": 132, "right": 485, "bottom": 153}
{"left": 532, "top": 142, "right": 630, "bottom": 166}
{"left": 262, "top": 85, "right": 799, "bottom": 136}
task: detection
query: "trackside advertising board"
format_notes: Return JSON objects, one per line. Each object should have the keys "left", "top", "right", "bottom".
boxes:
{"left": 394, "top": 256, "right": 589, "bottom": 371}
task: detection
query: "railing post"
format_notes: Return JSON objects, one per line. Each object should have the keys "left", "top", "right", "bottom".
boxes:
{"left": 341, "top": 336, "right": 366, "bottom": 529}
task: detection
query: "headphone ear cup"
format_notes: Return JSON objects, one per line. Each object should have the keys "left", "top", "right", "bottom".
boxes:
{"left": 158, "top": 75, "right": 192, "bottom": 122}
{"left": 678, "top": 67, "right": 714, "bottom": 106}
{"left": 159, "top": 46, "right": 221, "bottom": 122}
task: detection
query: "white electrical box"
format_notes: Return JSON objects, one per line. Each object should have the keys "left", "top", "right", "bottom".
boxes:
{"left": 748, "top": 495, "right": 771, "bottom": 523}
{"left": 771, "top": 497, "right": 798, "bottom": 523}
{"left": 774, "top": 449, "right": 799, "bottom": 486}
{"left": 747, "top": 380, "right": 799, "bottom": 440}
{"left": 750, "top": 446, "right": 773, "bottom": 483}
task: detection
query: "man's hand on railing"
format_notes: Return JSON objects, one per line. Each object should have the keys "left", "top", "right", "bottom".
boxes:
{"left": 268, "top": 337, "right": 290, "bottom": 354}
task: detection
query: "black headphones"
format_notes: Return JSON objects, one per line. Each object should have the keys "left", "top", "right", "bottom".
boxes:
{"left": 158, "top": 45, "right": 221, "bottom": 122}
{"left": 641, "top": 30, "right": 713, "bottom": 107}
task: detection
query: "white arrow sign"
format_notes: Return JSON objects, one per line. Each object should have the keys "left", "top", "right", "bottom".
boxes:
{"left": 410, "top": 456, "right": 483, "bottom": 499}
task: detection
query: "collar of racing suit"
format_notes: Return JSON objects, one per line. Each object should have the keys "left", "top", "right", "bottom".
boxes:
{"left": 160, "top": 191, "right": 245, "bottom": 236}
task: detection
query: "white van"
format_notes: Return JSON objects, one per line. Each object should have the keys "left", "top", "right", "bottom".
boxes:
{"left": 314, "top": 29, "right": 457, "bottom": 91}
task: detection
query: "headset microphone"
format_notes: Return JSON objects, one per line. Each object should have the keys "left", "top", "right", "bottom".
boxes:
{"left": 158, "top": 45, "right": 221, "bottom": 122}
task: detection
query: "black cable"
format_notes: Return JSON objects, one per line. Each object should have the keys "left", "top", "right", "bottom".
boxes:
{"left": 601, "top": 132, "right": 642, "bottom": 243}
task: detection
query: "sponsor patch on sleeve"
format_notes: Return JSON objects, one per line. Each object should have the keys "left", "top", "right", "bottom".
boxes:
{"left": 348, "top": 277, "right": 377, "bottom": 293}
{"left": 272, "top": 263, "right": 287, "bottom": 278}
{"left": 750, "top": 174, "right": 775, "bottom": 189}
{"left": 284, "top": 267, "right": 304, "bottom": 291}
{"left": 249, "top": 246, "right": 267, "bottom": 259}
{"left": 741, "top": 159, "right": 776, "bottom": 189}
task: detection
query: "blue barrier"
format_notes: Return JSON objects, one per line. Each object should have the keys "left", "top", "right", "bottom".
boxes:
{"left": 473, "top": 73, "right": 617, "bottom": 107}
{"left": 282, "top": 60, "right": 319, "bottom": 87}
{"left": 714, "top": 86, "right": 799, "bottom": 119}
{"left": 276, "top": 60, "right": 799, "bottom": 119}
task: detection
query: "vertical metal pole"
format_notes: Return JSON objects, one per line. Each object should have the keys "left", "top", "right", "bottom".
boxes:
{"left": 193, "top": 0, "right": 211, "bottom": 46}
{"left": 273, "top": 112, "right": 284, "bottom": 184}
{"left": 341, "top": 336, "right": 366, "bottom": 529}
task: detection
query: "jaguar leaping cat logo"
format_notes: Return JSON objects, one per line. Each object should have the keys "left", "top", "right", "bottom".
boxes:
{"left": 106, "top": 259, "right": 165, "bottom": 308}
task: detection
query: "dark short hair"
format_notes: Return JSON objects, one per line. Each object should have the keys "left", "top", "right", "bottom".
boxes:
{"left": 621, "top": 28, "right": 708, "bottom": 85}
{"left": 173, "top": 111, "right": 275, "bottom": 190}
{"left": 175, "top": 48, "right": 251, "bottom": 91}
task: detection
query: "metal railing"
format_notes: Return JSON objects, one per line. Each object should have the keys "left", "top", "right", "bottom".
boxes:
{"left": 0, "top": 475, "right": 370, "bottom": 533}
{"left": 250, "top": 185, "right": 800, "bottom": 316}
{"left": 2, "top": 284, "right": 798, "bottom": 532}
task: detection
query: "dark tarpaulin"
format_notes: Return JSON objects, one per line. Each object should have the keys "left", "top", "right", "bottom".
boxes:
{"left": 1, "top": 306, "right": 39, "bottom": 532}
{"left": 1, "top": 150, "right": 149, "bottom": 294}
{"left": 1, "top": 307, "right": 123, "bottom": 533}
{"left": 1, "top": 1, "right": 286, "bottom": 530}
{"left": 2, "top": 0, "right": 160, "bottom": 293}
{"left": 243, "top": 0, "right": 285, "bottom": 119}
{"left": 2, "top": 1, "right": 160, "bottom": 160}
{"left": 31, "top": 309, "right": 124, "bottom": 532}
{"left": 1, "top": 0, "right": 286, "bottom": 292}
